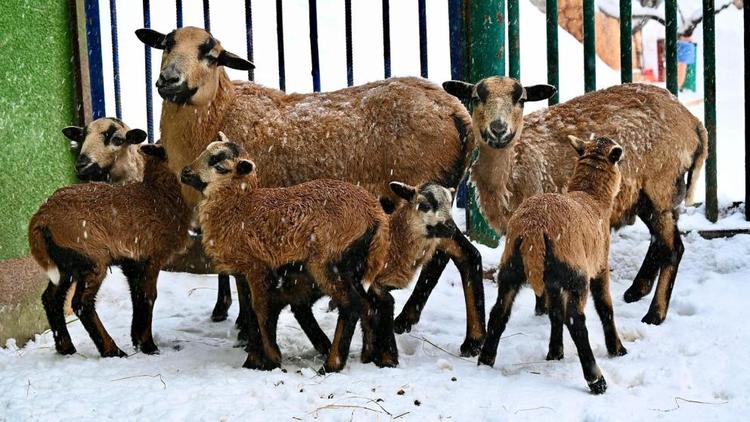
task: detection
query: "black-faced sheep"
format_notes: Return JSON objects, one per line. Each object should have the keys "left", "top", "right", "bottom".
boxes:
{"left": 62, "top": 117, "right": 147, "bottom": 184}
{"left": 135, "top": 26, "right": 485, "bottom": 353}
{"left": 29, "top": 144, "right": 191, "bottom": 357}
{"left": 443, "top": 78, "right": 707, "bottom": 324}
{"left": 478, "top": 136, "right": 628, "bottom": 395}
{"left": 181, "top": 140, "right": 389, "bottom": 372}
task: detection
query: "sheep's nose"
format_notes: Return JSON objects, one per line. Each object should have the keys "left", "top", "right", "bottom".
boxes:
{"left": 75, "top": 154, "right": 91, "bottom": 171}
{"left": 156, "top": 69, "right": 181, "bottom": 88}
{"left": 489, "top": 120, "right": 508, "bottom": 139}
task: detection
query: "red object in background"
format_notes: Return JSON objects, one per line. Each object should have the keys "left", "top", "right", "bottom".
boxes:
{"left": 657, "top": 39, "right": 666, "bottom": 82}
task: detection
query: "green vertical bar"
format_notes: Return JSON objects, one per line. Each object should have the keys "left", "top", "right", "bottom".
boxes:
{"left": 583, "top": 0, "right": 596, "bottom": 92}
{"left": 508, "top": 0, "right": 520, "bottom": 80}
{"left": 665, "top": 0, "right": 678, "bottom": 95}
{"left": 703, "top": 0, "right": 717, "bottom": 221}
{"left": 546, "top": 0, "right": 559, "bottom": 104}
{"left": 466, "top": 0, "right": 506, "bottom": 246}
{"left": 619, "top": 0, "right": 632, "bottom": 83}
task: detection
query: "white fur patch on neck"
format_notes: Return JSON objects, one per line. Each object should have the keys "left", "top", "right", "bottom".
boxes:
{"left": 47, "top": 265, "right": 60, "bottom": 285}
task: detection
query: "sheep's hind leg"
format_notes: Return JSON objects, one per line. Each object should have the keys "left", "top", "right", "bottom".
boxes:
{"left": 211, "top": 273, "right": 232, "bottom": 322}
{"left": 642, "top": 211, "right": 683, "bottom": 325}
{"left": 591, "top": 270, "right": 627, "bottom": 356}
{"left": 545, "top": 287, "right": 564, "bottom": 360}
{"left": 41, "top": 273, "right": 76, "bottom": 355}
{"left": 394, "top": 249, "right": 450, "bottom": 335}
{"left": 122, "top": 260, "right": 160, "bottom": 354}
{"left": 72, "top": 267, "right": 126, "bottom": 358}
{"left": 624, "top": 195, "right": 666, "bottom": 303}
{"left": 478, "top": 259, "right": 524, "bottom": 367}
{"left": 291, "top": 304, "right": 331, "bottom": 357}
{"left": 564, "top": 290, "right": 607, "bottom": 394}
{"left": 373, "top": 290, "right": 398, "bottom": 368}
{"left": 317, "top": 268, "right": 364, "bottom": 373}
{"left": 235, "top": 274, "right": 250, "bottom": 329}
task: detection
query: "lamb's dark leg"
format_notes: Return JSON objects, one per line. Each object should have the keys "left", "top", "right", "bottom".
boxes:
{"left": 211, "top": 273, "right": 232, "bottom": 322}
{"left": 591, "top": 270, "right": 627, "bottom": 356}
{"left": 393, "top": 249, "right": 450, "bottom": 334}
{"left": 359, "top": 288, "right": 378, "bottom": 364}
{"left": 321, "top": 280, "right": 363, "bottom": 373}
{"left": 235, "top": 274, "right": 250, "bottom": 329}
{"left": 291, "top": 304, "right": 331, "bottom": 356}
{"left": 642, "top": 211, "right": 683, "bottom": 325}
{"left": 535, "top": 293, "right": 548, "bottom": 316}
{"left": 41, "top": 273, "right": 76, "bottom": 355}
{"left": 478, "top": 248, "right": 524, "bottom": 367}
{"left": 245, "top": 269, "right": 282, "bottom": 370}
{"left": 564, "top": 290, "right": 607, "bottom": 394}
{"left": 122, "top": 260, "right": 159, "bottom": 354}
{"left": 72, "top": 267, "right": 126, "bottom": 358}
{"left": 545, "top": 287, "right": 564, "bottom": 360}
{"left": 373, "top": 290, "right": 398, "bottom": 368}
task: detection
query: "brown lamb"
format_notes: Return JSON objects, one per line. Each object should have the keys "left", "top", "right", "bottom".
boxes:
{"left": 28, "top": 144, "right": 191, "bottom": 358}
{"left": 135, "top": 26, "right": 485, "bottom": 355}
{"left": 181, "top": 140, "right": 389, "bottom": 373}
{"left": 62, "top": 117, "right": 147, "bottom": 184}
{"left": 478, "top": 136, "right": 628, "bottom": 395}
{"left": 444, "top": 78, "right": 707, "bottom": 324}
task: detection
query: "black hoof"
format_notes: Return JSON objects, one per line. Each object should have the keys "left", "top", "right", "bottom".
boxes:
{"left": 102, "top": 348, "right": 128, "bottom": 358}
{"left": 641, "top": 311, "right": 665, "bottom": 325}
{"left": 236, "top": 328, "right": 249, "bottom": 347}
{"left": 459, "top": 338, "right": 483, "bottom": 357}
{"left": 477, "top": 352, "right": 496, "bottom": 367}
{"left": 588, "top": 377, "right": 607, "bottom": 394}
{"left": 211, "top": 309, "right": 229, "bottom": 323}
{"left": 234, "top": 315, "right": 244, "bottom": 329}
{"left": 56, "top": 340, "right": 76, "bottom": 356}
{"left": 242, "top": 353, "right": 278, "bottom": 371}
{"left": 546, "top": 348, "right": 564, "bottom": 361}
{"left": 373, "top": 351, "right": 399, "bottom": 368}
{"left": 393, "top": 313, "right": 416, "bottom": 335}
{"left": 623, "top": 286, "right": 648, "bottom": 303}
{"left": 609, "top": 345, "right": 628, "bottom": 357}
{"left": 139, "top": 342, "right": 160, "bottom": 355}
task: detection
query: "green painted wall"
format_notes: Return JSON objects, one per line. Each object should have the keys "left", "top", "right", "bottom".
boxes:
{"left": 0, "top": 1, "right": 77, "bottom": 260}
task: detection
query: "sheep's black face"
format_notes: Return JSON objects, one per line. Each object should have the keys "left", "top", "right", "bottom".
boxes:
{"left": 443, "top": 77, "right": 556, "bottom": 149}
{"left": 390, "top": 182, "right": 457, "bottom": 239}
{"left": 180, "top": 167, "right": 207, "bottom": 192}
{"left": 75, "top": 154, "right": 111, "bottom": 182}
{"left": 182, "top": 136, "right": 254, "bottom": 194}
{"left": 136, "top": 27, "right": 254, "bottom": 107}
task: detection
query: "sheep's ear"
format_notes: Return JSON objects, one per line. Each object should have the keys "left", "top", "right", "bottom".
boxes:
{"left": 139, "top": 144, "right": 166, "bottom": 160}
{"left": 524, "top": 84, "right": 557, "bottom": 102}
{"left": 442, "top": 80, "right": 475, "bottom": 101}
{"left": 217, "top": 131, "right": 230, "bottom": 143}
{"left": 608, "top": 145, "right": 624, "bottom": 164}
{"left": 218, "top": 50, "right": 255, "bottom": 70}
{"left": 136, "top": 28, "right": 167, "bottom": 49}
{"left": 567, "top": 135, "right": 586, "bottom": 156}
{"left": 389, "top": 182, "right": 417, "bottom": 202}
{"left": 236, "top": 159, "right": 255, "bottom": 175}
{"left": 125, "top": 129, "right": 148, "bottom": 145}
{"left": 62, "top": 126, "right": 85, "bottom": 143}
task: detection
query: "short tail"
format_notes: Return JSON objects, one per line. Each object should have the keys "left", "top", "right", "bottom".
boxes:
{"left": 685, "top": 123, "right": 708, "bottom": 206}
{"left": 28, "top": 225, "right": 60, "bottom": 284}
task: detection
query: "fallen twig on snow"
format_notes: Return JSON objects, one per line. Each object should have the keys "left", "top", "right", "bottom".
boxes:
{"left": 111, "top": 373, "right": 167, "bottom": 390}
{"left": 651, "top": 396, "right": 729, "bottom": 412}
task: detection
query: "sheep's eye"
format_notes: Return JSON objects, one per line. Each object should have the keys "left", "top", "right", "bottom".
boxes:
{"left": 215, "top": 165, "right": 230, "bottom": 174}
{"left": 471, "top": 94, "right": 480, "bottom": 104}
{"left": 111, "top": 136, "right": 124, "bottom": 147}
{"left": 204, "top": 53, "right": 218, "bottom": 65}
{"left": 417, "top": 202, "right": 430, "bottom": 213}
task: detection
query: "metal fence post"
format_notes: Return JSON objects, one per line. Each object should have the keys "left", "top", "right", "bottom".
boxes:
{"left": 746, "top": 0, "right": 749, "bottom": 221}
{"left": 546, "top": 0, "right": 559, "bottom": 105}
{"left": 108, "top": 0, "right": 121, "bottom": 119}
{"left": 703, "top": 0, "right": 718, "bottom": 221}
{"left": 345, "top": 0, "right": 353, "bottom": 86}
{"left": 203, "top": 0, "right": 211, "bottom": 32}
{"left": 418, "top": 0, "right": 428, "bottom": 78}
{"left": 176, "top": 0, "right": 183, "bottom": 28}
{"left": 665, "top": 0, "right": 678, "bottom": 95}
{"left": 276, "top": 0, "right": 286, "bottom": 91}
{"left": 583, "top": 0, "right": 596, "bottom": 92}
{"left": 382, "top": 0, "right": 391, "bottom": 78}
{"left": 508, "top": 0, "right": 520, "bottom": 80}
{"left": 619, "top": 0, "right": 632, "bottom": 83}
{"left": 245, "top": 0, "right": 254, "bottom": 81}
{"left": 449, "top": 0, "right": 468, "bottom": 208}
{"left": 142, "top": 0, "right": 154, "bottom": 142}
{"left": 308, "top": 0, "right": 320, "bottom": 91}
{"left": 84, "top": 0, "right": 105, "bottom": 119}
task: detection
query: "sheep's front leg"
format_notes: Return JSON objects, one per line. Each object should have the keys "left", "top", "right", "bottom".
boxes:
{"left": 291, "top": 304, "right": 331, "bottom": 357}
{"left": 41, "top": 274, "right": 76, "bottom": 355}
{"left": 211, "top": 273, "right": 232, "bottom": 322}
{"left": 72, "top": 267, "right": 126, "bottom": 358}
{"left": 318, "top": 278, "right": 363, "bottom": 373}
{"left": 591, "top": 270, "right": 627, "bottom": 357}
{"left": 477, "top": 266, "right": 522, "bottom": 367}
{"left": 564, "top": 290, "right": 607, "bottom": 394}
{"left": 545, "top": 287, "right": 564, "bottom": 360}
{"left": 372, "top": 289, "right": 398, "bottom": 368}
{"left": 394, "top": 249, "right": 450, "bottom": 334}
{"left": 243, "top": 268, "right": 281, "bottom": 370}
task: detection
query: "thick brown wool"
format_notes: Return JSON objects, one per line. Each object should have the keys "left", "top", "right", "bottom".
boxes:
{"left": 28, "top": 147, "right": 191, "bottom": 357}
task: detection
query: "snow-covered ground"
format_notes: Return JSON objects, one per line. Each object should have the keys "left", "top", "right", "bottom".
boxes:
{"left": 2, "top": 205, "right": 750, "bottom": 420}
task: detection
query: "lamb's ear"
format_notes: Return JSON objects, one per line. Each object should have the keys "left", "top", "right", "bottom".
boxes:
{"left": 125, "top": 129, "right": 148, "bottom": 144}
{"left": 524, "top": 84, "right": 557, "bottom": 102}
{"left": 379, "top": 197, "right": 396, "bottom": 214}
{"left": 217, "top": 131, "right": 230, "bottom": 143}
{"left": 236, "top": 159, "right": 255, "bottom": 175}
{"left": 139, "top": 144, "right": 167, "bottom": 160}
{"left": 442, "top": 80, "right": 475, "bottom": 101}
{"left": 218, "top": 50, "right": 255, "bottom": 70}
{"left": 135, "top": 28, "right": 167, "bottom": 49}
{"left": 608, "top": 145, "right": 624, "bottom": 164}
{"left": 63, "top": 126, "right": 86, "bottom": 149}
{"left": 567, "top": 135, "right": 586, "bottom": 156}
{"left": 389, "top": 181, "right": 417, "bottom": 202}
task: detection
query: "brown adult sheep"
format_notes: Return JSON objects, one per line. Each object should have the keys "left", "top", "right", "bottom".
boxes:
{"left": 135, "top": 26, "right": 485, "bottom": 355}
{"left": 62, "top": 117, "right": 147, "bottom": 184}
{"left": 443, "top": 78, "right": 707, "bottom": 324}
{"left": 28, "top": 144, "right": 191, "bottom": 357}
{"left": 181, "top": 140, "right": 389, "bottom": 373}
{"left": 478, "top": 136, "right": 628, "bottom": 395}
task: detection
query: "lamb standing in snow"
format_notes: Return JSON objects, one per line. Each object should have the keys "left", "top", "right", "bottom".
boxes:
{"left": 443, "top": 78, "right": 707, "bottom": 324}
{"left": 478, "top": 136, "right": 628, "bottom": 394}
{"left": 135, "top": 26, "right": 485, "bottom": 355}
{"left": 62, "top": 117, "right": 147, "bottom": 184}
{"left": 181, "top": 140, "right": 389, "bottom": 372}
{"left": 28, "top": 144, "right": 191, "bottom": 357}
